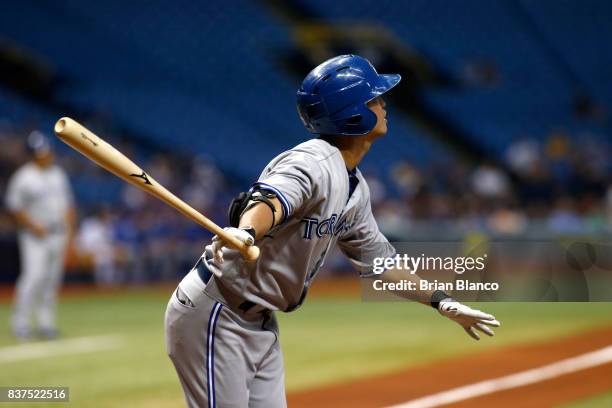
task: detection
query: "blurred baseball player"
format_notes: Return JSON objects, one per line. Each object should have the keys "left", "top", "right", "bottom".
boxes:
{"left": 165, "top": 55, "right": 500, "bottom": 408}
{"left": 5, "top": 131, "right": 76, "bottom": 340}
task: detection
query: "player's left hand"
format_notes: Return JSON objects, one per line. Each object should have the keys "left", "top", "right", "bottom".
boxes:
{"left": 208, "top": 227, "right": 255, "bottom": 264}
{"left": 438, "top": 300, "right": 501, "bottom": 340}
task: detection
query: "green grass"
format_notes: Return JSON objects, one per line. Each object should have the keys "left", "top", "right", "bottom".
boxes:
{"left": 0, "top": 290, "right": 610, "bottom": 407}
{"left": 0, "top": 291, "right": 176, "bottom": 408}
{"left": 279, "top": 300, "right": 612, "bottom": 390}
{"left": 560, "top": 391, "right": 612, "bottom": 408}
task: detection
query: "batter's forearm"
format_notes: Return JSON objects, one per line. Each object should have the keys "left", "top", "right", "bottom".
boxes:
{"left": 239, "top": 198, "right": 283, "bottom": 240}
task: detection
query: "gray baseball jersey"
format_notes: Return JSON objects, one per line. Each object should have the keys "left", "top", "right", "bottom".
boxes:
{"left": 205, "top": 138, "right": 395, "bottom": 311}
{"left": 166, "top": 138, "right": 395, "bottom": 407}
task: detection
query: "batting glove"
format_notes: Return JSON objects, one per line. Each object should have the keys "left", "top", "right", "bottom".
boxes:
{"left": 438, "top": 300, "right": 501, "bottom": 340}
{"left": 208, "top": 227, "right": 255, "bottom": 264}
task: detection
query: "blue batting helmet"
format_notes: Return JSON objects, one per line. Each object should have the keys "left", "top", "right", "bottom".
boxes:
{"left": 296, "top": 54, "right": 401, "bottom": 136}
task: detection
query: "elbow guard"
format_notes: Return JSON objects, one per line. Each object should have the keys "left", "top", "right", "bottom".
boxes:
{"left": 228, "top": 188, "right": 277, "bottom": 228}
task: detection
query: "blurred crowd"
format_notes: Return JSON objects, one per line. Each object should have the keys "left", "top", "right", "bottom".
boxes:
{"left": 1, "top": 120, "right": 611, "bottom": 284}
{"left": 371, "top": 128, "right": 612, "bottom": 239}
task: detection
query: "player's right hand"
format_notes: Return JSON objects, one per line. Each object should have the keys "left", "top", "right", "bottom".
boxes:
{"left": 208, "top": 227, "right": 255, "bottom": 264}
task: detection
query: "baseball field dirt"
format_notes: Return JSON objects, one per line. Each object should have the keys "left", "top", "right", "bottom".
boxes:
{"left": 287, "top": 325, "right": 612, "bottom": 407}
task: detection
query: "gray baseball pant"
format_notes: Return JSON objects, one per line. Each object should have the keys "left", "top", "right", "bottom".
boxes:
{"left": 165, "top": 266, "right": 286, "bottom": 408}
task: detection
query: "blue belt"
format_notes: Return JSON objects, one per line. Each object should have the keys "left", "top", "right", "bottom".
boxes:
{"left": 195, "top": 258, "right": 213, "bottom": 285}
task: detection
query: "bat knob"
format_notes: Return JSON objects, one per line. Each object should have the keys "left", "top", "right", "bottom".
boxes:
{"left": 243, "top": 245, "right": 260, "bottom": 262}
{"left": 54, "top": 118, "right": 69, "bottom": 134}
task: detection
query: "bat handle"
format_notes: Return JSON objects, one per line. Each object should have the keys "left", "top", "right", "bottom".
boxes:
{"left": 218, "top": 229, "right": 261, "bottom": 262}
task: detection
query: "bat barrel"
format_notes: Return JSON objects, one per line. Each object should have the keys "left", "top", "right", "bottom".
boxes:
{"left": 53, "top": 116, "right": 260, "bottom": 262}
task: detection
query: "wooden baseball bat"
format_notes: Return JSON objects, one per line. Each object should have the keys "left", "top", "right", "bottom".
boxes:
{"left": 54, "top": 117, "right": 260, "bottom": 262}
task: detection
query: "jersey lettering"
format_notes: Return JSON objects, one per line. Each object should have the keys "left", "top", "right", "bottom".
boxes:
{"left": 300, "top": 217, "right": 318, "bottom": 239}
{"left": 300, "top": 214, "right": 353, "bottom": 240}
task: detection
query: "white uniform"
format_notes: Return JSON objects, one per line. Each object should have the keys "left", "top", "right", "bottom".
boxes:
{"left": 5, "top": 162, "right": 74, "bottom": 335}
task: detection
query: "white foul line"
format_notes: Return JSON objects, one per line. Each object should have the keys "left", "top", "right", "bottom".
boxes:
{"left": 387, "top": 344, "right": 612, "bottom": 408}
{"left": 0, "top": 335, "right": 124, "bottom": 363}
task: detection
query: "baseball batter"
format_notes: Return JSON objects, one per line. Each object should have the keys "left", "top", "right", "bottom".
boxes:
{"left": 165, "top": 55, "right": 500, "bottom": 408}
{"left": 6, "top": 131, "right": 76, "bottom": 340}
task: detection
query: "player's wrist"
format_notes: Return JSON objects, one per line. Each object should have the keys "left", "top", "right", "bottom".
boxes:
{"left": 430, "top": 290, "right": 453, "bottom": 310}
{"left": 239, "top": 226, "right": 257, "bottom": 241}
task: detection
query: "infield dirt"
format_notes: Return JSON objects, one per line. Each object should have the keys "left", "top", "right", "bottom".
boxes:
{"left": 287, "top": 325, "right": 612, "bottom": 407}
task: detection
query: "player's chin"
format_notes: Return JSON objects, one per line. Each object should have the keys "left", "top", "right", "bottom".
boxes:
{"left": 378, "top": 122, "right": 389, "bottom": 136}
{"left": 369, "top": 120, "right": 388, "bottom": 139}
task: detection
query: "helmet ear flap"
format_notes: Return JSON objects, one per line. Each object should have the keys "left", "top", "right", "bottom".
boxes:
{"left": 330, "top": 100, "right": 378, "bottom": 135}
{"left": 361, "top": 107, "right": 379, "bottom": 133}
{"left": 346, "top": 114, "right": 363, "bottom": 125}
